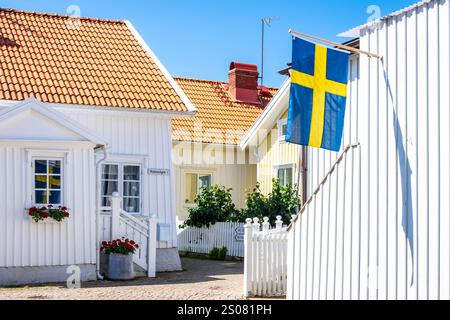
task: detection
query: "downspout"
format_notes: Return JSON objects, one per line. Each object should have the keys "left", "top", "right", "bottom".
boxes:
{"left": 95, "top": 145, "right": 109, "bottom": 280}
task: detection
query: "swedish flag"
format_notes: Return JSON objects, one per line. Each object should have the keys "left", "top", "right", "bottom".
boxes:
{"left": 286, "top": 37, "right": 350, "bottom": 152}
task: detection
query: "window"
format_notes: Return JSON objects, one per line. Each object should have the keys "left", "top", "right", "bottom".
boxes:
{"left": 33, "top": 159, "right": 63, "bottom": 205}
{"left": 278, "top": 119, "right": 288, "bottom": 142}
{"left": 276, "top": 165, "right": 294, "bottom": 187}
{"left": 101, "top": 164, "right": 141, "bottom": 214}
{"left": 184, "top": 173, "right": 212, "bottom": 205}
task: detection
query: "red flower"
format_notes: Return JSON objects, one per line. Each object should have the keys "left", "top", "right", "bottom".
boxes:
{"left": 130, "top": 240, "right": 135, "bottom": 245}
{"left": 135, "top": 244, "right": 139, "bottom": 249}
{"left": 102, "top": 241, "right": 107, "bottom": 246}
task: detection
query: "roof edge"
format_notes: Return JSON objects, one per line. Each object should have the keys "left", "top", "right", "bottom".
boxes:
{"left": 124, "top": 20, "right": 197, "bottom": 114}
{"left": 338, "top": 0, "right": 431, "bottom": 38}
{"left": 239, "top": 79, "right": 291, "bottom": 150}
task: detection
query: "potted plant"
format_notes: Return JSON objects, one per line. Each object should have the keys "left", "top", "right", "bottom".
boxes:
{"left": 101, "top": 238, "right": 139, "bottom": 280}
{"left": 28, "top": 205, "right": 70, "bottom": 223}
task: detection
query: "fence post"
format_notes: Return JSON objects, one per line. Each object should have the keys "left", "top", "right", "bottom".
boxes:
{"left": 147, "top": 215, "right": 158, "bottom": 278}
{"left": 243, "top": 218, "right": 253, "bottom": 298}
{"left": 110, "top": 192, "right": 122, "bottom": 239}
{"left": 252, "top": 218, "right": 260, "bottom": 233}
{"left": 276, "top": 216, "right": 283, "bottom": 231}
{"left": 262, "top": 217, "right": 270, "bottom": 233}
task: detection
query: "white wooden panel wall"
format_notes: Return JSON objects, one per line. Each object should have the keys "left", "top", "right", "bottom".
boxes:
{"left": 60, "top": 109, "right": 176, "bottom": 249}
{"left": 0, "top": 145, "right": 96, "bottom": 268}
{"left": 287, "top": 0, "right": 450, "bottom": 300}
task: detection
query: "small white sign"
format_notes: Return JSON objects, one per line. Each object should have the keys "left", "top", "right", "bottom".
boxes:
{"left": 234, "top": 226, "right": 245, "bottom": 242}
{"left": 148, "top": 168, "right": 170, "bottom": 176}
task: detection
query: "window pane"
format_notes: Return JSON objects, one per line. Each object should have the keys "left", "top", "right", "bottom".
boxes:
{"left": 282, "top": 124, "right": 287, "bottom": 136}
{"left": 101, "top": 197, "right": 110, "bottom": 207}
{"left": 185, "top": 173, "right": 198, "bottom": 204}
{"left": 285, "top": 168, "right": 293, "bottom": 186}
{"left": 49, "top": 176, "right": 61, "bottom": 189}
{"left": 124, "top": 181, "right": 140, "bottom": 197}
{"left": 35, "top": 160, "right": 47, "bottom": 174}
{"left": 199, "top": 174, "right": 211, "bottom": 189}
{"left": 49, "top": 191, "right": 61, "bottom": 205}
{"left": 124, "top": 166, "right": 140, "bottom": 181}
{"left": 101, "top": 181, "right": 118, "bottom": 196}
{"left": 277, "top": 169, "right": 285, "bottom": 182}
{"left": 35, "top": 175, "right": 47, "bottom": 189}
{"left": 102, "top": 165, "right": 118, "bottom": 180}
{"left": 35, "top": 191, "right": 47, "bottom": 204}
{"left": 48, "top": 160, "right": 61, "bottom": 175}
{"left": 123, "top": 197, "right": 139, "bottom": 213}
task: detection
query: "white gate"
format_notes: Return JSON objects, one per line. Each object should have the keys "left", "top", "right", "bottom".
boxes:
{"left": 243, "top": 217, "right": 289, "bottom": 298}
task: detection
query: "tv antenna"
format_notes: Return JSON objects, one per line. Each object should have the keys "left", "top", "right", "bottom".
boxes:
{"left": 260, "top": 17, "right": 278, "bottom": 88}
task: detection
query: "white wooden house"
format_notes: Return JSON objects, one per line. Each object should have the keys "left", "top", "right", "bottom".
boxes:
{"left": 172, "top": 63, "right": 277, "bottom": 223}
{"left": 0, "top": 9, "right": 196, "bottom": 285}
{"left": 248, "top": 0, "right": 450, "bottom": 300}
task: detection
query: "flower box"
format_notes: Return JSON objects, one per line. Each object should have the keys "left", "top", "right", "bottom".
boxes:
{"left": 101, "top": 238, "right": 139, "bottom": 281}
{"left": 27, "top": 206, "right": 70, "bottom": 223}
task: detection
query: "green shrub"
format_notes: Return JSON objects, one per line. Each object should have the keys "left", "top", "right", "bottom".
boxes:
{"left": 209, "top": 247, "right": 227, "bottom": 260}
{"left": 241, "top": 179, "right": 298, "bottom": 225}
{"left": 218, "top": 247, "right": 228, "bottom": 260}
{"left": 182, "top": 185, "right": 240, "bottom": 228}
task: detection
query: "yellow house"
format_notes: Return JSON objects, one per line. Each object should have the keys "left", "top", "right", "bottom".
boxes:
{"left": 172, "top": 63, "right": 277, "bottom": 221}
{"left": 240, "top": 79, "right": 307, "bottom": 202}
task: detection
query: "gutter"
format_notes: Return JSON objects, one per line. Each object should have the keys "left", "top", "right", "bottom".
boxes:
{"left": 94, "top": 144, "right": 109, "bottom": 280}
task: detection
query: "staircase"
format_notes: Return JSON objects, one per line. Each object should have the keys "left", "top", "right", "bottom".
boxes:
{"left": 99, "top": 193, "right": 158, "bottom": 278}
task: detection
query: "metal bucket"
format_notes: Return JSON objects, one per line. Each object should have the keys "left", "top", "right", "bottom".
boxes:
{"left": 107, "top": 253, "right": 135, "bottom": 280}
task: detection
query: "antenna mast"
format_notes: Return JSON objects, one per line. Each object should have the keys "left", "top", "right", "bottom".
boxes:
{"left": 260, "top": 17, "right": 277, "bottom": 88}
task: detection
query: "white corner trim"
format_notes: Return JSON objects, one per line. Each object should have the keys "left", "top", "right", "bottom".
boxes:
{"left": 239, "top": 78, "right": 291, "bottom": 150}
{"left": 0, "top": 98, "right": 108, "bottom": 147}
{"left": 124, "top": 20, "right": 197, "bottom": 114}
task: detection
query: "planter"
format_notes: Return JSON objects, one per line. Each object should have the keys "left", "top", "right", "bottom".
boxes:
{"left": 107, "top": 253, "right": 135, "bottom": 280}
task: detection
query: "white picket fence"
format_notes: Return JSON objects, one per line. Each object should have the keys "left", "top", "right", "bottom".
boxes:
{"left": 243, "top": 216, "right": 289, "bottom": 298}
{"left": 177, "top": 222, "right": 245, "bottom": 257}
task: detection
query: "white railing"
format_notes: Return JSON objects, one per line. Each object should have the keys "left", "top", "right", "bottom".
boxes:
{"left": 243, "top": 216, "right": 289, "bottom": 298}
{"left": 99, "top": 193, "right": 157, "bottom": 277}
{"left": 178, "top": 222, "right": 245, "bottom": 257}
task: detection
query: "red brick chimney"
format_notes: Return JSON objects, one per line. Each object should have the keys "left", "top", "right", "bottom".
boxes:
{"left": 228, "top": 62, "right": 260, "bottom": 104}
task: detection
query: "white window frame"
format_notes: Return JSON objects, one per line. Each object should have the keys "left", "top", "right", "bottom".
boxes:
{"left": 25, "top": 150, "right": 69, "bottom": 208}
{"left": 274, "top": 164, "right": 295, "bottom": 187}
{"left": 101, "top": 162, "right": 143, "bottom": 215}
{"left": 183, "top": 171, "right": 214, "bottom": 208}
{"left": 278, "top": 119, "right": 288, "bottom": 143}
{"left": 32, "top": 158, "right": 64, "bottom": 206}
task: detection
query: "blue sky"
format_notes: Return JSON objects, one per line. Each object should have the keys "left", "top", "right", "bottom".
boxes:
{"left": 2, "top": 0, "right": 416, "bottom": 87}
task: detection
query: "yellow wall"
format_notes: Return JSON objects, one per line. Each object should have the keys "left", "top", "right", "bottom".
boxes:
{"left": 172, "top": 142, "right": 257, "bottom": 221}
{"left": 256, "top": 112, "right": 302, "bottom": 195}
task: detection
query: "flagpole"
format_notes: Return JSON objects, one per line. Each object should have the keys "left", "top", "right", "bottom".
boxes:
{"left": 295, "top": 148, "right": 302, "bottom": 212}
{"left": 288, "top": 29, "right": 382, "bottom": 59}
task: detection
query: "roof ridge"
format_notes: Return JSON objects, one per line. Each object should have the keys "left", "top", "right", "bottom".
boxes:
{"left": 174, "top": 76, "right": 227, "bottom": 84}
{"left": 175, "top": 76, "right": 278, "bottom": 90}
{"left": 0, "top": 7, "right": 125, "bottom": 24}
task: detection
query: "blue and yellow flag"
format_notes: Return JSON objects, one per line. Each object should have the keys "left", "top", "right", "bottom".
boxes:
{"left": 286, "top": 37, "right": 350, "bottom": 152}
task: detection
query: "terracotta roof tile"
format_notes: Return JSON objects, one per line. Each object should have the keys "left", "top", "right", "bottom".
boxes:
{"left": 0, "top": 8, "right": 190, "bottom": 112}
{"left": 173, "top": 78, "right": 277, "bottom": 145}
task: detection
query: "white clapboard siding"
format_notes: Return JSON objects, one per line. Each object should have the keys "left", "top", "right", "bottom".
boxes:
{"left": 177, "top": 222, "right": 245, "bottom": 257}
{"left": 0, "top": 144, "right": 96, "bottom": 268}
{"left": 59, "top": 108, "right": 176, "bottom": 249}
{"left": 287, "top": 0, "right": 450, "bottom": 300}
{"left": 243, "top": 218, "right": 288, "bottom": 298}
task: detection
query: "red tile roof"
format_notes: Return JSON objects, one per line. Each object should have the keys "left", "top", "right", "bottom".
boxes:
{"left": 173, "top": 77, "right": 277, "bottom": 145}
{"left": 0, "top": 8, "right": 193, "bottom": 112}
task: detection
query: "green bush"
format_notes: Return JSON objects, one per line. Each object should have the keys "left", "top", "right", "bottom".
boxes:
{"left": 209, "top": 247, "right": 228, "bottom": 260}
{"left": 241, "top": 179, "right": 298, "bottom": 225}
{"left": 182, "top": 185, "right": 240, "bottom": 228}
{"left": 218, "top": 247, "right": 228, "bottom": 260}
